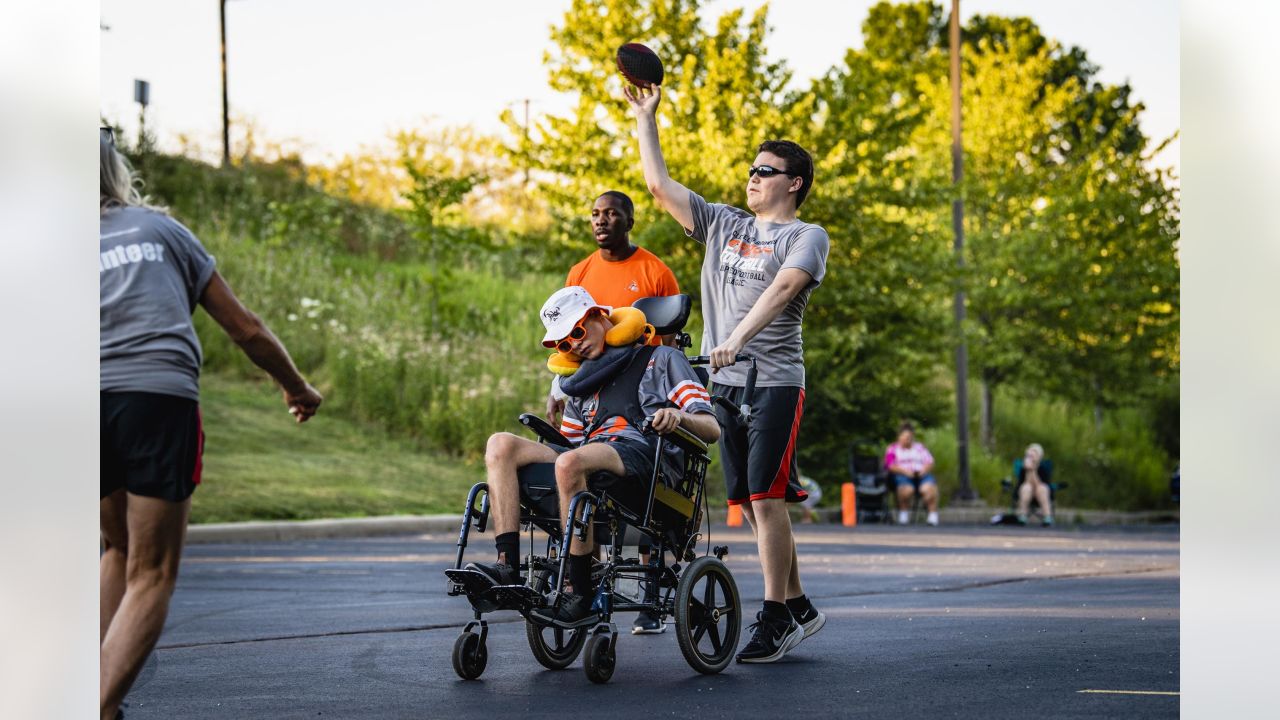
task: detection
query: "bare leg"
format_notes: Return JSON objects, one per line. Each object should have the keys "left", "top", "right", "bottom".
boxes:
{"left": 554, "top": 444, "right": 626, "bottom": 558}
{"left": 484, "top": 432, "right": 559, "bottom": 556}
{"left": 785, "top": 534, "right": 804, "bottom": 599}
{"left": 896, "top": 485, "right": 915, "bottom": 522}
{"left": 740, "top": 507, "right": 804, "bottom": 601}
{"left": 1034, "top": 483, "right": 1053, "bottom": 518}
{"left": 1017, "top": 481, "right": 1034, "bottom": 517}
{"left": 100, "top": 490, "right": 129, "bottom": 641}
{"left": 921, "top": 483, "right": 939, "bottom": 513}
{"left": 100, "top": 494, "right": 190, "bottom": 720}
{"left": 742, "top": 498, "right": 795, "bottom": 603}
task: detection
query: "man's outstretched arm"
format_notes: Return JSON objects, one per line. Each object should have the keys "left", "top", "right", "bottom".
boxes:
{"left": 623, "top": 85, "right": 695, "bottom": 231}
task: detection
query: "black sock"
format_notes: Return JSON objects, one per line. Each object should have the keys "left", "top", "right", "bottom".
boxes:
{"left": 568, "top": 553, "right": 592, "bottom": 596}
{"left": 785, "top": 595, "right": 810, "bottom": 615}
{"left": 495, "top": 532, "right": 520, "bottom": 565}
{"left": 763, "top": 600, "right": 792, "bottom": 623}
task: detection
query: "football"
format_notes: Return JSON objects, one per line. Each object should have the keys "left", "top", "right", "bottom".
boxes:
{"left": 616, "top": 42, "right": 664, "bottom": 88}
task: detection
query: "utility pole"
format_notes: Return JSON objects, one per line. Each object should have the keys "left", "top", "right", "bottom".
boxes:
{"left": 950, "top": 0, "right": 976, "bottom": 501}
{"left": 134, "top": 79, "right": 151, "bottom": 149}
{"left": 220, "top": 0, "right": 231, "bottom": 166}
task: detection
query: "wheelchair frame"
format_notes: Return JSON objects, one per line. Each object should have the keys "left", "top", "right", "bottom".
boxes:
{"left": 445, "top": 295, "right": 756, "bottom": 683}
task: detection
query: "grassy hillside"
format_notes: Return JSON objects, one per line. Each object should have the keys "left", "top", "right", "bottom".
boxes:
{"left": 192, "top": 373, "right": 483, "bottom": 523}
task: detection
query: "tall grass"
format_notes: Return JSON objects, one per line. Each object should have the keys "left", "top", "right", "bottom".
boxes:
{"left": 197, "top": 234, "right": 562, "bottom": 459}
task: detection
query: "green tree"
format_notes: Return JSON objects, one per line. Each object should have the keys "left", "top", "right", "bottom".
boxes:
{"left": 908, "top": 7, "right": 1180, "bottom": 447}
{"left": 507, "top": 0, "right": 792, "bottom": 285}
{"left": 789, "top": 0, "right": 954, "bottom": 470}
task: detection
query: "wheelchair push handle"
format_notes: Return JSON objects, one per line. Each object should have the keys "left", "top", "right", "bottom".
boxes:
{"left": 687, "top": 354, "right": 756, "bottom": 425}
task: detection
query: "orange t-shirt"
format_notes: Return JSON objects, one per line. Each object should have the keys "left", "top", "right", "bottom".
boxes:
{"left": 565, "top": 247, "right": 680, "bottom": 345}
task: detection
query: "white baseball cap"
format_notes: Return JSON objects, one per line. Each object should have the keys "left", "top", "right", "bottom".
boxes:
{"left": 539, "top": 286, "right": 611, "bottom": 347}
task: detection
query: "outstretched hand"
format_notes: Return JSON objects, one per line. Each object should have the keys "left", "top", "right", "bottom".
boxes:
{"left": 622, "top": 84, "right": 662, "bottom": 117}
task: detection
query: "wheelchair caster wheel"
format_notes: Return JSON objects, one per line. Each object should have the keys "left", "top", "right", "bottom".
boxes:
{"left": 452, "top": 631, "right": 487, "bottom": 680}
{"left": 583, "top": 633, "right": 616, "bottom": 684}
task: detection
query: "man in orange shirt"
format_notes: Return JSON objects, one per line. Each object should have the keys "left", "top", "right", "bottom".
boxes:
{"left": 547, "top": 189, "right": 681, "bottom": 635}
{"left": 565, "top": 190, "right": 680, "bottom": 309}
{"left": 547, "top": 191, "right": 680, "bottom": 424}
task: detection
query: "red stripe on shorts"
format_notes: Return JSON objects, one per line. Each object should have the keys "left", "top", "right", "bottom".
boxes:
{"left": 192, "top": 407, "right": 205, "bottom": 485}
{"left": 762, "top": 388, "right": 805, "bottom": 499}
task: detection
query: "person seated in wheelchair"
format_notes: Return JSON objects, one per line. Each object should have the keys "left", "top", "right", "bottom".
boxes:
{"left": 1014, "top": 443, "right": 1055, "bottom": 526}
{"left": 884, "top": 421, "right": 939, "bottom": 526}
{"left": 468, "top": 285, "right": 721, "bottom": 628}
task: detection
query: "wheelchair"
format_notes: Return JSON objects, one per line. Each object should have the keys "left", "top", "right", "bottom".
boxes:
{"left": 990, "top": 457, "right": 1068, "bottom": 525}
{"left": 444, "top": 294, "right": 755, "bottom": 684}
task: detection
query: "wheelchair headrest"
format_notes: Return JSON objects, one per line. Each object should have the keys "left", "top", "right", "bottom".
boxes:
{"left": 633, "top": 294, "right": 691, "bottom": 335}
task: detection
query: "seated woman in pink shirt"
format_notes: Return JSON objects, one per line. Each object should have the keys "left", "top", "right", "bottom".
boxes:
{"left": 884, "top": 422, "right": 938, "bottom": 526}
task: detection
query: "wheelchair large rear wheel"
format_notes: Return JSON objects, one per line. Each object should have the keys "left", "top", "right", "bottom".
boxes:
{"left": 525, "top": 569, "right": 588, "bottom": 669}
{"left": 673, "top": 556, "right": 741, "bottom": 674}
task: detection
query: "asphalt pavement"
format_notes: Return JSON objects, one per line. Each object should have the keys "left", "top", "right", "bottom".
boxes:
{"left": 124, "top": 523, "right": 1179, "bottom": 719}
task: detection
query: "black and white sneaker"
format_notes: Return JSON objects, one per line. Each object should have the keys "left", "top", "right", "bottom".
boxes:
{"left": 632, "top": 609, "right": 666, "bottom": 634}
{"left": 529, "top": 593, "right": 598, "bottom": 629}
{"left": 735, "top": 611, "right": 804, "bottom": 663}
{"left": 464, "top": 561, "right": 523, "bottom": 587}
{"left": 791, "top": 602, "right": 826, "bottom": 641}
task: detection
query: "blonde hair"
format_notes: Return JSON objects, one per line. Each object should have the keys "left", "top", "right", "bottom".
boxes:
{"left": 100, "top": 135, "right": 166, "bottom": 214}
{"left": 1025, "top": 443, "right": 1045, "bottom": 460}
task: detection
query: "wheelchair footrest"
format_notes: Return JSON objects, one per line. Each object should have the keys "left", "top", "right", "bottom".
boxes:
{"left": 445, "top": 569, "right": 544, "bottom": 614}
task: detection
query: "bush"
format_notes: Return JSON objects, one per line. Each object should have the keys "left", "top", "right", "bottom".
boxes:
{"left": 920, "top": 388, "right": 1176, "bottom": 511}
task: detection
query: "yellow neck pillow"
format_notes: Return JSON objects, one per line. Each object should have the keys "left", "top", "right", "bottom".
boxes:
{"left": 546, "top": 306, "right": 655, "bottom": 376}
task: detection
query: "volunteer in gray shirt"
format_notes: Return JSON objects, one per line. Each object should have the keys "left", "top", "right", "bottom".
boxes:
{"left": 624, "top": 85, "right": 828, "bottom": 665}
{"left": 99, "top": 128, "right": 322, "bottom": 720}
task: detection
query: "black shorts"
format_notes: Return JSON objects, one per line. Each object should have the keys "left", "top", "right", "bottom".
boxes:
{"left": 713, "top": 385, "right": 808, "bottom": 505}
{"left": 518, "top": 436, "right": 658, "bottom": 517}
{"left": 101, "top": 391, "right": 204, "bottom": 502}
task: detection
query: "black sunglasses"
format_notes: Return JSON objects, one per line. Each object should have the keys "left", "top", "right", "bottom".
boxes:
{"left": 100, "top": 126, "right": 116, "bottom": 146}
{"left": 748, "top": 164, "right": 795, "bottom": 179}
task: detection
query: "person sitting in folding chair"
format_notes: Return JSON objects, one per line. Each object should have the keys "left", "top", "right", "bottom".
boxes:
{"left": 468, "top": 286, "right": 720, "bottom": 627}
{"left": 884, "top": 422, "right": 939, "bottom": 526}
{"left": 1015, "top": 443, "right": 1056, "bottom": 526}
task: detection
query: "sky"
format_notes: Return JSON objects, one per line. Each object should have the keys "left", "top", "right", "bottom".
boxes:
{"left": 99, "top": 0, "right": 1179, "bottom": 170}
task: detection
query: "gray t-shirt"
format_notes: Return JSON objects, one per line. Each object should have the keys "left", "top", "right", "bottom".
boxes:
{"left": 685, "top": 192, "right": 829, "bottom": 387}
{"left": 100, "top": 206, "right": 217, "bottom": 401}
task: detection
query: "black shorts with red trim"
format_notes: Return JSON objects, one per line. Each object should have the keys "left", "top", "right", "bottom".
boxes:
{"left": 713, "top": 384, "right": 808, "bottom": 505}
{"left": 101, "top": 391, "right": 204, "bottom": 502}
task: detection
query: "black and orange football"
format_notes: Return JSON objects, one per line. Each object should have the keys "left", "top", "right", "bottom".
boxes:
{"left": 616, "top": 42, "right": 664, "bottom": 88}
